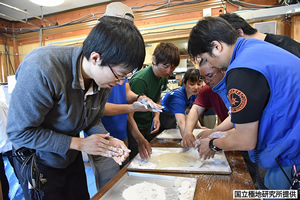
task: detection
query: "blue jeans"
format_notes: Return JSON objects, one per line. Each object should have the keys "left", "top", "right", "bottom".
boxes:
{"left": 265, "top": 164, "right": 300, "bottom": 189}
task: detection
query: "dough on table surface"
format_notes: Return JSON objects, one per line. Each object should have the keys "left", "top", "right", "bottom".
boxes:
{"left": 149, "top": 152, "right": 202, "bottom": 169}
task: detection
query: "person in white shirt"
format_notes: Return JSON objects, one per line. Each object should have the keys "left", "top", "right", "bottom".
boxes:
{"left": 0, "top": 99, "right": 12, "bottom": 200}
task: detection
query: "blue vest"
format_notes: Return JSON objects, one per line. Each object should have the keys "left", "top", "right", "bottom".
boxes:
{"left": 214, "top": 37, "right": 300, "bottom": 168}
{"left": 101, "top": 79, "right": 128, "bottom": 140}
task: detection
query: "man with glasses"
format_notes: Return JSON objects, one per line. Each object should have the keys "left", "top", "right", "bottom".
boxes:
{"left": 182, "top": 59, "right": 260, "bottom": 187}
{"left": 181, "top": 61, "right": 228, "bottom": 148}
{"left": 6, "top": 16, "right": 145, "bottom": 200}
{"left": 129, "top": 42, "right": 180, "bottom": 160}
{"left": 88, "top": 2, "right": 163, "bottom": 191}
{"left": 188, "top": 16, "right": 300, "bottom": 191}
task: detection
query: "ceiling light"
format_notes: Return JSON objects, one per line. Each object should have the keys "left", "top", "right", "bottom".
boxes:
{"left": 30, "top": 0, "right": 65, "bottom": 7}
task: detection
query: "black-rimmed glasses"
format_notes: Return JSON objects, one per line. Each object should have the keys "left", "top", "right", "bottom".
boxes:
{"left": 108, "top": 65, "right": 137, "bottom": 82}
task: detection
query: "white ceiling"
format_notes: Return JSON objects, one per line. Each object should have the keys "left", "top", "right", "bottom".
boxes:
{"left": 0, "top": 0, "right": 111, "bottom": 21}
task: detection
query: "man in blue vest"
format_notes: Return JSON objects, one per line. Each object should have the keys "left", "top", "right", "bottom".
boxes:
{"left": 188, "top": 16, "right": 300, "bottom": 191}
{"left": 219, "top": 13, "right": 300, "bottom": 58}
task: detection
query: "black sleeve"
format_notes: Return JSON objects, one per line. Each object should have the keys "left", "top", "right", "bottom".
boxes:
{"left": 226, "top": 68, "right": 270, "bottom": 124}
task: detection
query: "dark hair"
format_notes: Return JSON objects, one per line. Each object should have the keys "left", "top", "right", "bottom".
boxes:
{"left": 219, "top": 13, "right": 257, "bottom": 35}
{"left": 83, "top": 16, "right": 145, "bottom": 71}
{"left": 153, "top": 42, "right": 180, "bottom": 68}
{"left": 183, "top": 68, "right": 201, "bottom": 84}
{"left": 188, "top": 17, "right": 238, "bottom": 58}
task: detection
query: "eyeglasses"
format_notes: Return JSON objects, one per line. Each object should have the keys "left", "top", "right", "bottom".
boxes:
{"left": 200, "top": 69, "right": 220, "bottom": 82}
{"left": 200, "top": 73, "right": 217, "bottom": 82}
{"left": 108, "top": 65, "right": 137, "bottom": 82}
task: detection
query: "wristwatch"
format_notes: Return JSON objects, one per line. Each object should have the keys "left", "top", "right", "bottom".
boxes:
{"left": 136, "top": 93, "right": 145, "bottom": 101}
{"left": 209, "top": 138, "right": 222, "bottom": 152}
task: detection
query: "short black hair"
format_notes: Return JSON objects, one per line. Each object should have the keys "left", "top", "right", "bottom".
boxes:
{"left": 83, "top": 16, "right": 145, "bottom": 71}
{"left": 188, "top": 17, "right": 238, "bottom": 59}
{"left": 183, "top": 68, "right": 201, "bottom": 84}
{"left": 153, "top": 42, "right": 180, "bottom": 68}
{"left": 219, "top": 13, "right": 257, "bottom": 35}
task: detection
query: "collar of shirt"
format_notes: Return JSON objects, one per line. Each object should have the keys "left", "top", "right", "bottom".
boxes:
{"left": 78, "top": 57, "right": 100, "bottom": 101}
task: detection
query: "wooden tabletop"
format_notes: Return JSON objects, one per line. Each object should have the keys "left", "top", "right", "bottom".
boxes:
{"left": 92, "top": 137, "right": 256, "bottom": 200}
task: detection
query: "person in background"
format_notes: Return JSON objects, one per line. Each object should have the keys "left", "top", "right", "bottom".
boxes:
{"left": 88, "top": 2, "right": 162, "bottom": 190}
{"left": 219, "top": 13, "right": 300, "bottom": 58}
{"left": 188, "top": 16, "right": 300, "bottom": 190}
{"left": 159, "top": 68, "right": 203, "bottom": 136}
{"left": 6, "top": 16, "right": 145, "bottom": 200}
{"left": 0, "top": 100, "right": 12, "bottom": 200}
{"left": 182, "top": 62, "right": 228, "bottom": 147}
{"left": 129, "top": 42, "right": 180, "bottom": 160}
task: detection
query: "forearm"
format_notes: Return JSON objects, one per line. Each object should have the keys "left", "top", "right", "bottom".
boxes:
{"left": 184, "top": 106, "right": 202, "bottom": 136}
{"left": 211, "top": 116, "right": 234, "bottom": 132}
{"left": 213, "top": 121, "right": 259, "bottom": 151}
{"left": 153, "top": 111, "right": 160, "bottom": 120}
{"left": 126, "top": 89, "right": 138, "bottom": 104}
{"left": 195, "top": 121, "right": 202, "bottom": 128}
{"left": 178, "top": 122, "right": 185, "bottom": 137}
{"left": 69, "top": 137, "right": 83, "bottom": 151}
{"left": 127, "top": 113, "right": 144, "bottom": 141}
{"left": 152, "top": 99, "right": 161, "bottom": 119}
{"left": 104, "top": 103, "right": 134, "bottom": 116}
{"left": 175, "top": 113, "right": 186, "bottom": 136}
{"left": 153, "top": 99, "right": 161, "bottom": 120}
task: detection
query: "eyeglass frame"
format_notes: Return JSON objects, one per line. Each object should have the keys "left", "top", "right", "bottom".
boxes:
{"left": 108, "top": 65, "right": 137, "bottom": 82}
{"left": 200, "top": 68, "right": 221, "bottom": 82}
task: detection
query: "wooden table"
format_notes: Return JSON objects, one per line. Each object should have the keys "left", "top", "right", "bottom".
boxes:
{"left": 92, "top": 137, "right": 256, "bottom": 200}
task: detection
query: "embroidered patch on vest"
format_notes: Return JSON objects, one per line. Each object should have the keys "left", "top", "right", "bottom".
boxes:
{"left": 228, "top": 88, "right": 247, "bottom": 113}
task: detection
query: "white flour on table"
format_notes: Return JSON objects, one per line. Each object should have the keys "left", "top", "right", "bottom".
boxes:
{"left": 122, "top": 181, "right": 166, "bottom": 200}
{"left": 129, "top": 148, "right": 228, "bottom": 172}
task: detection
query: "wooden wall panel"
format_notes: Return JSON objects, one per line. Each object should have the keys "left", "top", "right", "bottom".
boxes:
{"left": 292, "top": 15, "right": 300, "bottom": 42}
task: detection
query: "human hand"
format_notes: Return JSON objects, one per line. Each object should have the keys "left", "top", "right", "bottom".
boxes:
{"left": 194, "top": 131, "right": 225, "bottom": 151}
{"left": 195, "top": 121, "right": 207, "bottom": 129}
{"left": 196, "top": 129, "right": 214, "bottom": 139}
{"left": 198, "top": 138, "right": 215, "bottom": 160}
{"left": 181, "top": 133, "right": 196, "bottom": 148}
{"left": 138, "top": 96, "right": 164, "bottom": 112}
{"left": 198, "top": 125, "right": 208, "bottom": 129}
{"left": 150, "top": 117, "right": 160, "bottom": 134}
{"left": 109, "top": 137, "right": 131, "bottom": 165}
{"left": 137, "top": 137, "right": 152, "bottom": 160}
{"left": 208, "top": 131, "right": 227, "bottom": 139}
{"left": 193, "top": 138, "right": 201, "bottom": 149}
{"left": 132, "top": 101, "right": 154, "bottom": 112}
{"left": 81, "top": 133, "right": 128, "bottom": 165}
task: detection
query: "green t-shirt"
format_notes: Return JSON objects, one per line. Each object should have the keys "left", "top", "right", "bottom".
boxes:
{"left": 129, "top": 66, "right": 168, "bottom": 130}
